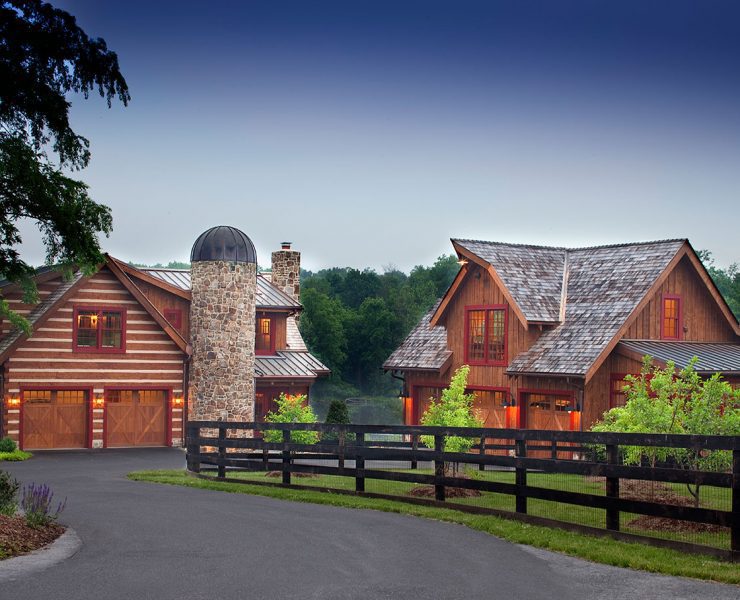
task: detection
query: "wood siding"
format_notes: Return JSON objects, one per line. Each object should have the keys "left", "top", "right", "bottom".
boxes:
{"left": 625, "top": 255, "right": 736, "bottom": 342}
{"left": 1, "top": 268, "right": 185, "bottom": 448}
{"left": 132, "top": 279, "right": 191, "bottom": 339}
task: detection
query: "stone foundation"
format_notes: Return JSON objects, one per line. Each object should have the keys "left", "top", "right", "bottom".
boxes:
{"left": 188, "top": 260, "right": 256, "bottom": 425}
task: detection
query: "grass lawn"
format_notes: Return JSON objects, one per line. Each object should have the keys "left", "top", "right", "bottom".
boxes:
{"left": 129, "top": 468, "right": 740, "bottom": 584}
{"left": 0, "top": 450, "right": 32, "bottom": 461}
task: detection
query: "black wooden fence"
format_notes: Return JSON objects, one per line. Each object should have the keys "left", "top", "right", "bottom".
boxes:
{"left": 185, "top": 421, "right": 739, "bottom": 561}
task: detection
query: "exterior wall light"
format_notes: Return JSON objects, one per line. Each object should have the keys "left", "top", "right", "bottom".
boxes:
{"left": 6, "top": 396, "right": 20, "bottom": 407}
{"left": 93, "top": 394, "right": 105, "bottom": 408}
{"left": 173, "top": 396, "right": 184, "bottom": 407}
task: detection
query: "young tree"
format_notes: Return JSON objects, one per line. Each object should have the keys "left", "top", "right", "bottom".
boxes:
{"left": 323, "top": 398, "right": 354, "bottom": 442}
{"left": 0, "top": 0, "right": 129, "bottom": 330}
{"left": 263, "top": 393, "right": 319, "bottom": 445}
{"left": 592, "top": 356, "right": 740, "bottom": 507}
{"left": 420, "top": 365, "right": 483, "bottom": 475}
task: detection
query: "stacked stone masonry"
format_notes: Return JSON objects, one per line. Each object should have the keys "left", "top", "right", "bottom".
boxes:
{"left": 188, "top": 261, "right": 256, "bottom": 425}
{"left": 271, "top": 249, "right": 301, "bottom": 303}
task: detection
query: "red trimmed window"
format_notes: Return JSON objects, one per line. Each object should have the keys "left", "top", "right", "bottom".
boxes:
{"left": 164, "top": 308, "right": 182, "bottom": 329}
{"left": 255, "top": 316, "right": 275, "bottom": 355}
{"left": 465, "top": 305, "right": 507, "bottom": 365}
{"left": 661, "top": 295, "right": 682, "bottom": 340}
{"left": 74, "top": 307, "right": 126, "bottom": 352}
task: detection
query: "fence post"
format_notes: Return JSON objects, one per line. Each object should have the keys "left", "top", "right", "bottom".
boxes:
{"left": 262, "top": 431, "right": 269, "bottom": 471}
{"left": 479, "top": 436, "right": 486, "bottom": 471}
{"left": 217, "top": 426, "right": 226, "bottom": 479}
{"left": 410, "top": 434, "right": 418, "bottom": 471}
{"left": 515, "top": 438, "right": 527, "bottom": 514}
{"left": 186, "top": 424, "right": 200, "bottom": 474}
{"left": 606, "top": 443, "right": 620, "bottom": 531}
{"left": 550, "top": 439, "right": 558, "bottom": 460}
{"left": 338, "top": 428, "right": 345, "bottom": 473}
{"left": 434, "top": 434, "right": 445, "bottom": 502}
{"left": 355, "top": 431, "right": 365, "bottom": 492}
{"left": 282, "top": 428, "right": 291, "bottom": 485}
{"left": 732, "top": 448, "right": 739, "bottom": 558}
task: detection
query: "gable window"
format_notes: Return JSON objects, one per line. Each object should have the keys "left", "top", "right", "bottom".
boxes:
{"left": 74, "top": 307, "right": 126, "bottom": 352}
{"left": 164, "top": 308, "right": 182, "bottom": 329}
{"left": 661, "top": 294, "right": 682, "bottom": 340}
{"left": 465, "top": 305, "right": 507, "bottom": 366}
{"left": 255, "top": 316, "right": 275, "bottom": 355}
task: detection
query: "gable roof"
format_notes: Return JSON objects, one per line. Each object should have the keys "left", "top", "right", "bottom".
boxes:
{"left": 130, "top": 266, "right": 301, "bottom": 310}
{"left": 384, "top": 300, "right": 452, "bottom": 372}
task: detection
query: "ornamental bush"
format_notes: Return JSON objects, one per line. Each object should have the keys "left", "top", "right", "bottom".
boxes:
{"left": 323, "top": 399, "right": 355, "bottom": 442}
{"left": 0, "top": 437, "right": 16, "bottom": 453}
{"left": 21, "top": 483, "right": 66, "bottom": 529}
{"left": 263, "top": 393, "right": 319, "bottom": 445}
{"left": 0, "top": 470, "right": 19, "bottom": 516}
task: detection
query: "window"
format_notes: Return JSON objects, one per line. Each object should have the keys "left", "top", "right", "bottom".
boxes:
{"left": 662, "top": 295, "right": 681, "bottom": 340}
{"left": 610, "top": 374, "right": 633, "bottom": 409}
{"left": 163, "top": 308, "right": 182, "bottom": 329}
{"left": 465, "top": 306, "right": 507, "bottom": 365}
{"left": 255, "top": 316, "right": 274, "bottom": 355}
{"left": 74, "top": 307, "right": 125, "bottom": 352}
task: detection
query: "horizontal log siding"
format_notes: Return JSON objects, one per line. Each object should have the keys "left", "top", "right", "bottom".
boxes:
{"left": 1, "top": 268, "right": 186, "bottom": 447}
{"left": 626, "top": 255, "right": 736, "bottom": 342}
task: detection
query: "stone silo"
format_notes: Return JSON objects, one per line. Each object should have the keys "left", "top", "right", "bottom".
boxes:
{"left": 188, "top": 226, "right": 257, "bottom": 423}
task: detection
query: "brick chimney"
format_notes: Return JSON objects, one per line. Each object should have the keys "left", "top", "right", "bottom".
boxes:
{"left": 271, "top": 241, "right": 300, "bottom": 303}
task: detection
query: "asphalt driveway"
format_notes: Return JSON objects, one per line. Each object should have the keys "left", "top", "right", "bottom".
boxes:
{"left": 1, "top": 449, "right": 736, "bottom": 599}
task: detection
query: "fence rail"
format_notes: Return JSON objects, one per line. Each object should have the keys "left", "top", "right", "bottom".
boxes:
{"left": 186, "top": 421, "right": 739, "bottom": 561}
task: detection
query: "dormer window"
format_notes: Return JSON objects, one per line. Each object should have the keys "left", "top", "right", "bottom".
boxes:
{"left": 256, "top": 315, "right": 275, "bottom": 355}
{"left": 465, "top": 305, "right": 507, "bottom": 366}
{"left": 74, "top": 306, "right": 126, "bottom": 353}
{"left": 661, "top": 295, "right": 682, "bottom": 340}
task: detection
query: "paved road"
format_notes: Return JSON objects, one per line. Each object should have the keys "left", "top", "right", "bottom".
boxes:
{"left": 1, "top": 449, "right": 736, "bottom": 599}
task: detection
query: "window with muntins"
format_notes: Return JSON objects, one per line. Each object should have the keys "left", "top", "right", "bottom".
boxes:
{"left": 255, "top": 316, "right": 274, "bottom": 354}
{"left": 662, "top": 295, "right": 681, "bottom": 339}
{"left": 74, "top": 307, "right": 125, "bottom": 352}
{"left": 465, "top": 306, "right": 507, "bottom": 365}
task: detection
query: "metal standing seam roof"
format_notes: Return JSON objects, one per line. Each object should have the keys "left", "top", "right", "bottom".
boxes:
{"left": 383, "top": 299, "right": 452, "bottom": 371}
{"left": 619, "top": 340, "right": 740, "bottom": 374}
{"left": 255, "top": 350, "right": 330, "bottom": 378}
{"left": 141, "top": 268, "right": 301, "bottom": 309}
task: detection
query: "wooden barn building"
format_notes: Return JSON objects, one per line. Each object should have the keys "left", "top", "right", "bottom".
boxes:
{"left": 384, "top": 238, "right": 740, "bottom": 432}
{"left": 0, "top": 230, "right": 328, "bottom": 450}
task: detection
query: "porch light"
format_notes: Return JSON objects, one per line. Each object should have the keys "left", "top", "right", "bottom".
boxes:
{"left": 6, "top": 396, "right": 20, "bottom": 407}
{"left": 93, "top": 394, "right": 105, "bottom": 408}
{"left": 173, "top": 396, "right": 184, "bottom": 406}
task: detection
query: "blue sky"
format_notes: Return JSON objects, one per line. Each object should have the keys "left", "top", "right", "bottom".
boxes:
{"left": 21, "top": 1, "right": 740, "bottom": 271}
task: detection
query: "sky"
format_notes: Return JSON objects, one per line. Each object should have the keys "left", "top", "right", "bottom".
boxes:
{"left": 18, "top": 0, "right": 740, "bottom": 271}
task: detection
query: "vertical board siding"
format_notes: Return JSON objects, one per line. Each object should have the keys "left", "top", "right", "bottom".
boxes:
{"left": 133, "top": 279, "right": 191, "bottom": 339}
{"left": 1, "top": 268, "right": 185, "bottom": 447}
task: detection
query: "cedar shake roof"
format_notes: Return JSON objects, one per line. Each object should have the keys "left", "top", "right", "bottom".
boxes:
{"left": 383, "top": 300, "right": 452, "bottom": 372}
{"left": 619, "top": 340, "right": 740, "bottom": 375}
{"left": 507, "top": 239, "right": 686, "bottom": 376}
{"left": 386, "top": 239, "right": 701, "bottom": 377}
{"left": 141, "top": 268, "right": 302, "bottom": 309}
{"left": 453, "top": 240, "right": 566, "bottom": 323}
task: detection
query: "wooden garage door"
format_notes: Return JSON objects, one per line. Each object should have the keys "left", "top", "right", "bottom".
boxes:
{"left": 524, "top": 392, "right": 574, "bottom": 458}
{"left": 106, "top": 389, "right": 167, "bottom": 447}
{"left": 23, "top": 390, "right": 88, "bottom": 449}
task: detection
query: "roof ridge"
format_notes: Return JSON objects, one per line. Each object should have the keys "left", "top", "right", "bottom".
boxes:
{"left": 453, "top": 238, "right": 687, "bottom": 252}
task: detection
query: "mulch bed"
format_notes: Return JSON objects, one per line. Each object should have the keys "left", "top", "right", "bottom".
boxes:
{"left": 0, "top": 514, "right": 65, "bottom": 559}
{"left": 408, "top": 485, "right": 481, "bottom": 498}
{"left": 265, "top": 471, "right": 319, "bottom": 479}
{"left": 588, "top": 477, "right": 727, "bottom": 534}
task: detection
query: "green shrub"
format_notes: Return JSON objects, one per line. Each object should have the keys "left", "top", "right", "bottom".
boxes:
{"left": 263, "top": 393, "right": 319, "bottom": 445}
{"left": 0, "top": 437, "right": 16, "bottom": 453}
{"left": 0, "top": 470, "right": 20, "bottom": 516}
{"left": 323, "top": 399, "right": 355, "bottom": 442}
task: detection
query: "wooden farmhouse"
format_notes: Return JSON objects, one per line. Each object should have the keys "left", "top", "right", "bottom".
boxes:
{"left": 385, "top": 238, "right": 740, "bottom": 432}
{"left": 0, "top": 228, "right": 328, "bottom": 450}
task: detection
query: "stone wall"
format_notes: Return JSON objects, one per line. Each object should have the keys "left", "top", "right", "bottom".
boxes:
{"left": 271, "top": 248, "right": 300, "bottom": 302}
{"left": 188, "top": 260, "right": 256, "bottom": 424}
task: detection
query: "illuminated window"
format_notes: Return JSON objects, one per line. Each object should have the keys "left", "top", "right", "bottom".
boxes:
{"left": 465, "top": 306, "right": 507, "bottom": 365}
{"left": 74, "top": 307, "right": 125, "bottom": 352}
{"left": 662, "top": 295, "right": 681, "bottom": 340}
{"left": 255, "top": 316, "right": 274, "bottom": 354}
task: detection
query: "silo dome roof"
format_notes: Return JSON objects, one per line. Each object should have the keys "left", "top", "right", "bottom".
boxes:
{"left": 190, "top": 226, "right": 257, "bottom": 264}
